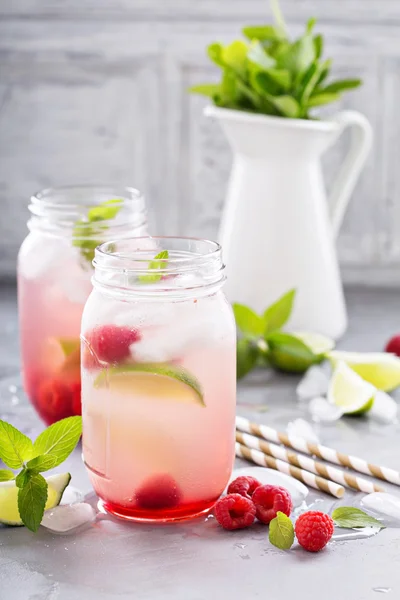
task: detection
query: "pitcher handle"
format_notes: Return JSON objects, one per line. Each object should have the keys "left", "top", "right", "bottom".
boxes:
{"left": 328, "top": 110, "right": 373, "bottom": 239}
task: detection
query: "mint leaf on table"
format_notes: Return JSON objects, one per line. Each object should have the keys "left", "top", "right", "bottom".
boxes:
{"left": 72, "top": 198, "right": 123, "bottom": 268}
{"left": 138, "top": 250, "right": 169, "bottom": 284}
{"left": 332, "top": 507, "right": 385, "bottom": 530}
{"left": 33, "top": 416, "right": 82, "bottom": 468}
{"left": 17, "top": 473, "right": 48, "bottom": 532}
{"left": 0, "top": 420, "right": 33, "bottom": 469}
{"left": 263, "top": 288, "right": 296, "bottom": 335}
{"left": 233, "top": 304, "right": 264, "bottom": 338}
{"left": 0, "top": 469, "right": 15, "bottom": 482}
{"left": 26, "top": 454, "right": 57, "bottom": 473}
{"left": 269, "top": 512, "right": 295, "bottom": 550}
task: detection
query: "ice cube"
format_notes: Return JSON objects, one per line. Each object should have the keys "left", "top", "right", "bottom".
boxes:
{"left": 309, "top": 396, "right": 344, "bottom": 422}
{"left": 287, "top": 418, "right": 320, "bottom": 443}
{"left": 41, "top": 503, "right": 96, "bottom": 533}
{"left": 19, "top": 235, "right": 66, "bottom": 280}
{"left": 296, "top": 365, "right": 329, "bottom": 400}
{"left": 369, "top": 391, "right": 398, "bottom": 424}
{"left": 361, "top": 492, "right": 400, "bottom": 527}
{"left": 58, "top": 259, "right": 92, "bottom": 305}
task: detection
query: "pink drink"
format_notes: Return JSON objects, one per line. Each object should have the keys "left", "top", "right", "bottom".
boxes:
{"left": 17, "top": 186, "right": 147, "bottom": 424}
{"left": 82, "top": 238, "right": 236, "bottom": 521}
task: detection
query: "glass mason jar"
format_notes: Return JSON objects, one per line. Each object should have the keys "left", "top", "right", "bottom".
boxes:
{"left": 18, "top": 185, "right": 147, "bottom": 425}
{"left": 81, "top": 237, "right": 236, "bottom": 522}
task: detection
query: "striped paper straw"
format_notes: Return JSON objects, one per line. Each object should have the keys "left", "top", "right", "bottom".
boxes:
{"left": 236, "top": 415, "right": 400, "bottom": 486}
{"left": 236, "top": 430, "right": 385, "bottom": 494}
{"left": 235, "top": 442, "right": 345, "bottom": 498}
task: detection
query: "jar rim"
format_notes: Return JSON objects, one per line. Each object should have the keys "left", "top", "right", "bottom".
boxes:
{"left": 93, "top": 236, "right": 226, "bottom": 296}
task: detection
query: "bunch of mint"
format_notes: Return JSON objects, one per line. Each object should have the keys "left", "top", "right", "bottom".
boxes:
{"left": 269, "top": 508, "right": 384, "bottom": 551}
{"left": 190, "top": 0, "right": 361, "bottom": 119}
{"left": 235, "top": 289, "right": 325, "bottom": 379}
{"left": 0, "top": 416, "right": 82, "bottom": 532}
{"left": 72, "top": 198, "right": 123, "bottom": 269}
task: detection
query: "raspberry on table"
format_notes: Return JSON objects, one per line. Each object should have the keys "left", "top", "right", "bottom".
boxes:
{"left": 295, "top": 511, "right": 334, "bottom": 552}
{"left": 214, "top": 494, "right": 256, "bottom": 530}
{"left": 227, "top": 476, "right": 261, "bottom": 500}
{"left": 252, "top": 485, "right": 293, "bottom": 524}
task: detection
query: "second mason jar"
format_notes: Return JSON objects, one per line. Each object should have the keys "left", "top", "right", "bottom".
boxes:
{"left": 81, "top": 237, "right": 236, "bottom": 522}
{"left": 18, "top": 185, "right": 147, "bottom": 424}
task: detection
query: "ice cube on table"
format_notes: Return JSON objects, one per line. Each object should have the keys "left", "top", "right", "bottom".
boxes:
{"left": 296, "top": 365, "right": 329, "bottom": 400}
{"left": 308, "top": 397, "right": 344, "bottom": 422}
{"left": 361, "top": 492, "right": 400, "bottom": 526}
{"left": 41, "top": 503, "right": 96, "bottom": 533}
{"left": 369, "top": 391, "right": 398, "bottom": 423}
{"left": 287, "top": 418, "right": 320, "bottom": 443}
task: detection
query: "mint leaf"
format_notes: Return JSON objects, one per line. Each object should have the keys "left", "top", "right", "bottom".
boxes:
{"left": 263, "top": 289, "right": 296, "bottom": 334}
{"left": 0, "top": 420, "right": 33, "bottom": 469}
{"left": 18, "top": 473, "right": 48, "bottom": 532}
{"left": 332, "top": 507, "right": 385, "bottom": 530}
{"left": 0, "top": 469, "right": 15, "bottom": 482}
{"left": 267, "top": 332, "right": 317, "bottom": 373}
{"left": 233, "top": 304, "right": 264, "bottom": 337}
{"left": 237, "top": 339, "right": 259, "bottom": 380}
{"left": 33, "top": 416, "right": 82, "bottom": 468}
{"left": 27, "top": 454, "right": 57, "bottom": 473}
{"left": 138, "top": 250, "right": 169, "bottom": 284}
{"left": 16, "top": 467, "right": 32, "bottom": 489}
{"left": 72, "top": 198, "right": 123, "bottom": 268}
{"left": 269, "top": 512, "right": 294, "bottom": 550}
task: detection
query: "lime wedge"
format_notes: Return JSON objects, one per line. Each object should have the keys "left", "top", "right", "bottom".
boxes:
{"left": 0, "top": 473, "right": 71, "bottom": 526}
{"left": 328, "top": 351, "right": 400, "bottom": 392}
{"left": 58, "top": 338, "right": 80, "bottom": 357}
{"left": 328, "top": 361, "right": 375, "bottom": 415}
{"left": 94, "top": 364, "right": 205, "bottom": 406}
{"left": 293, "top": 332, "right": 335, "bottom": 356}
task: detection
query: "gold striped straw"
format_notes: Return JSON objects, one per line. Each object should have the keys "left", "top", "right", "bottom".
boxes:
{"left": 236, "top": 442, "right": 345, "bottom": 498}
{"left": 236, "top": 415, "right": 400, "bottom": 486}
{"left": 236, "top": 430, "right": 385, "bottom": 494}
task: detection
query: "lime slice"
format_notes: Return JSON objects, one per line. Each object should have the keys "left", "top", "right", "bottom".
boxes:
{"left": 329, "top": 351, "right": 400, "bottom": 392}
{"left": 293, "top": 332, "right": 335, "bottom": 357}
{"left": 58, "top": 338, "right": 80, "bottom": 357}
{"left": 0, "top": 473, "right": 71, "bottom": 526}
{"left": 328, "top": 361, "right": 375, "bottom": 415}
{"left": 94, "top": 364, "right": 205, "bottom": 406}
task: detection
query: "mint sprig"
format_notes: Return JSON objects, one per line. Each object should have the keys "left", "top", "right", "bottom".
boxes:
{"left": 269, "top": 511, "right": 295, "bottom": 550}
{"left": 0, "top": 416, "right": 82, "bottom": 532}
{"left": 332, "top": 507, "right": 384, "bottom": 530}
{"left": 138, "top": 250, "right": 169, "bottom": 284}
{"left": 189, "top": 0, "right": 361, "bottom": 119}
{"left": 72, "top": 198, "right": 123, "bottom": 269}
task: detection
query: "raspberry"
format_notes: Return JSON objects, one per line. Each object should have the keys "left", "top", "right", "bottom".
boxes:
{"left": 295, "top": 511, "right": 334, "bottom": 552}
{"left": 37, "top": 378, "right": 73, "bottom": 424}
{"left": 385, "top": 334, "right": 400, "bottom": 357}
{"left": 227, "top": 476, "right": 261, "bottom": 500}
{"left": 135, "top": 474, "right": 182, "bottom": 510}
{"left": 84, "top": 325, "right": 141, "bottom": 365}
{"left": 214, "top": 494, "right": 256, "bottom": 530}
{"left": 70, "top": 380, "right": 82, "bottom": 416}
{"left": 252, "top": 485, "right": 293, "bottom": 524}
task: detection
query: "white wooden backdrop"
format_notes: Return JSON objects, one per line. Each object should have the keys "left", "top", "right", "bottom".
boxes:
{"left": 1, "top": 0, "right": 400, "bottom": 284}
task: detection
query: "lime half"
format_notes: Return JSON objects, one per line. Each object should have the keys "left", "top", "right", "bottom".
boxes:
{"left": 294, "top": 332, "right": 335, "bottom": 357}
{"left": 328, "top": 361, "right": 375, "bottom": 415}
{"left": 0, "top": 473, "right": 71, "bottom": 526}
{"left": 94, "top": 364, "right": 205, "bottom": 406}
{"left": 328, "top": 351, "right": 400, "bottom": 392}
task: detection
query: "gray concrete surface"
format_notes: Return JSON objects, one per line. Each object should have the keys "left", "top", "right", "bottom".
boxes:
{"left": 0, "top": 285, "right": 400, "bottom": 599}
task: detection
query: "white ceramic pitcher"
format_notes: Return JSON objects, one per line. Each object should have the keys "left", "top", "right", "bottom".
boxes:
{"left": 205, "top": 106, "right": 372, "bottom": 340}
